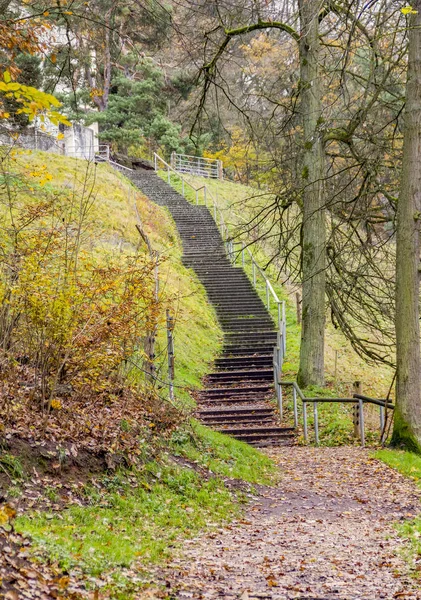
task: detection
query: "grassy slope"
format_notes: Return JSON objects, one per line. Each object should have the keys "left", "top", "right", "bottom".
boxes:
{"left": 10, "top": 151, "right": 223, "bottom": 400}
{"left": 2, "top": 151, "right": 277, "bottom": 597}
{"left": 163, "top": 171, "right": 395, "bottom": 445}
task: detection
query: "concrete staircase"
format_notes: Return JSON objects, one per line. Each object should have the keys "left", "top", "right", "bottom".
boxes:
{"left": 129, "top": 169, "right": 294, "bottom": 446}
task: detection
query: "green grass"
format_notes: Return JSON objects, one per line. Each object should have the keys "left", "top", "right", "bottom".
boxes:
{"left": 375, "top": 450, "right": 421, "bottom": 576}
{"left": 16, "top": 426, "right": 277, "bottom": 597}
{"left": 0, "top": 453, "right": 24, "bottom": 480}
{"left": 171, "top": 420, "right": 278, "bottom": 484}
{"left": 375, "top": 449, "right": 421, "bottom": 482}
{"left": 16, "top": 461, "right": 234, "bottom": 587}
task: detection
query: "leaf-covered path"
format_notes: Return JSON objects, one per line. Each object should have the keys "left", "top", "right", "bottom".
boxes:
{"left": 161, "top": 448, "right": 421, "bottom": 599}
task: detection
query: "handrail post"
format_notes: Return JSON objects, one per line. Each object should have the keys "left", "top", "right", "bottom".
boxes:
{"left": 314, "top": 402, "right": 319, "bottom": 445}
{"left": 303, "top": 399, "right": 308, "bottom": 442}
{"left": 195, "top": 189, "right": 198, "bottom": 205}
{"left": 252, "top": 261, "right": 256, "bottom": 287}
{"left": 266, "top": 281, "right": 270, "bottom": 310}
{"left": 154, "top": 153, "right": 157, "bottom": 171}
{"left": 293, "top": 386, "right": 298, "bottom": 428}
{"left": 273, "top": 349, "right": 282, "bottom": 419}
{"left": 204, "top": 187, "right": 207, "bottom": 207}
{"left": 167, "top": 167, "right": 170, "bottom": 184}
{"left": 380, "top": 404, "right": 385, "bottom": 442}
{"left": 277, "top": 301, "right": 281, "bottom": 333}
{"left": 282, "top": 301, "right": 286, "bottom": 354}
{"left": 214, "top": 203, "right": 217, "bottom": 220}
{"left": 242, "top": 243, "right": 245, "bottom": 267}
{"left": 182, "top": 179, "right": 185, "bottom": 197}
{"left": 359, "top": 399, "right": 365, "bottom": 447}
{"left": 277, "top": 336, "right": 283, "bottom": 372}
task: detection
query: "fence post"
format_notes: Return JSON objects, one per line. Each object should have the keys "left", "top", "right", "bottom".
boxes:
{"left": 166, "top": 310, "right": 175, "bottom": 401}
{"left": 293, "top": 386, "right": 298, "bottom": 428}
{"left": 314, "top": 402, "right": 319, "bottom": 445}
{"left": 277, "top": 301, "right": 281, "bottom": 334}
{"left": 273, "top": 349, "right": 282, "bottom": 419}
{"left": 353, "top": 381, "right": 362, "bottom": 438}
{"left": 282, "top": 301, "right": 286, "bottom": 354}
{"left": 303, "top": 400, "right": 308, "bottom": 442}
{"left": 380, "top": 404, "right": 385, "bottom": 441}
{"left": 218, "top": 160, "right": 223, "bottom": 180}
{"left": 359, "top": 399, "right": 365, "bottom": 447}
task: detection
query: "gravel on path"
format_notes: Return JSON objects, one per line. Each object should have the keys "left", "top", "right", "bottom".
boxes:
{"left": 161, "top": 447, "right": 421, "bottom": 600}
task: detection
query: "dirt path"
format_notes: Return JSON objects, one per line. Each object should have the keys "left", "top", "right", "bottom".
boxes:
{"left": 161, "top": 447, "right": 421, "bottom": 600}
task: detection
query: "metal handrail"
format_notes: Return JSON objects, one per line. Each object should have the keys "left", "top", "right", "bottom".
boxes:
{"left": 173, "top": 153, "right": 219, "bottom": 163}
{"left": 276, "top": 380, "right": 394, "bottom": 447}
{"left": 171, "top": 152, "right": 223, "bottom": 180}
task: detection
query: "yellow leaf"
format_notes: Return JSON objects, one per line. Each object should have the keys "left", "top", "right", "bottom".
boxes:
{"left": 0, "top": 504, "right": 16, "bottom": 526}
{"left": 401, "top": 5, "right": 418, "bottom": 14}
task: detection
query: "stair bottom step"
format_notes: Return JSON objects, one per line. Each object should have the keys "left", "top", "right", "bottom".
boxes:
{"left": 202, "top": 418, "right": 275, "bottom": 426}
{"left": 199, "top": 406, "right": 273, "bottom": 416}
{"left": 199, "top": 398, "right": 273, "bottom": 406}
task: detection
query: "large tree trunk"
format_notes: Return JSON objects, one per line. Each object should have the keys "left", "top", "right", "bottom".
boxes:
{"left": 392, "top": 1, "right": 421, "bottom": 451}
{"left": 297, "top": 0, "right": 326, "bottom": 387}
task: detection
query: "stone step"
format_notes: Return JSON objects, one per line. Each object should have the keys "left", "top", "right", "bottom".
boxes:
{"left": 215, "top": 357, "right": 273, "bottom": 369}
{"left": 202, "top": 416, "right": 274, "bottom": 426}
{"left": 222, "top": 322, "right": 275, "bottom": 331}
{"left": 206, "top": 373, "right": 273, "bottom": 385}
{"left": 217, "top": 427, "right": 294, "bottom": 442}
{"left": 221, "top": 346, "right": 275, "bottom": 356}
{"left": 200, "top": 384, "right": 272, "bottom": 398}
{"left": 198, "top": 406, "right": 273, "bottom": 417}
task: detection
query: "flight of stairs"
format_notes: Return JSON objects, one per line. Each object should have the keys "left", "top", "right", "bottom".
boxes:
{"left": 129, "top": 168, "right": 294, "bottom": 446}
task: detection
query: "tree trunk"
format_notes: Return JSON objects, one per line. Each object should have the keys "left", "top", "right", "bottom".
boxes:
{"left": 392, "top": 1, "right": 421, "bottom": 452}
{"left": 297, "top": 0, "right": 326, "bottom": 387}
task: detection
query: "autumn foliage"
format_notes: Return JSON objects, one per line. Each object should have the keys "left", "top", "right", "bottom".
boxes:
{"left": 0, "top": 151, "right": 179, "bottom": 460}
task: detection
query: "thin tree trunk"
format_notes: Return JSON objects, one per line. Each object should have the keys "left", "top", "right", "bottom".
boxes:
{"left": 297, "top": 0, "right": 326, "bottom": 388}
{"left": 392, "top": 1, "right": 421, "bottom": 451}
